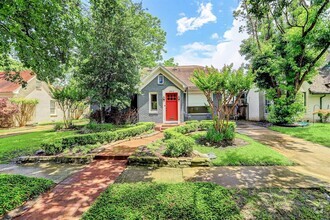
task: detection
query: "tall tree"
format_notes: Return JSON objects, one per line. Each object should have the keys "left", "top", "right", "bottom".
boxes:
{"left": 0, "top": 0, "right": 86, "bottom": 81}
{"left": 236, "top": 0, "right": 330, "bottom": 124}
{"left": 77, "top": 0, "right": 166, "bottom": 123}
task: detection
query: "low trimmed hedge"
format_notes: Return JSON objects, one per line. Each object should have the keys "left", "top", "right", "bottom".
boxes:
{"left": 42, "top": 122, "right": 155, "bottom": 155}
{"left": 163, "top": 120, "right": 236, "bottom": 157}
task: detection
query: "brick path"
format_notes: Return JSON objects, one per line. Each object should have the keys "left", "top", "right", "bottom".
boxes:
{"left": 14, "top": 132, "right": 164, "bottom": 220}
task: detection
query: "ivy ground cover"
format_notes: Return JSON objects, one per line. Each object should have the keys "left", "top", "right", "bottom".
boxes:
{"left": 0, "top": 174, "right": 54, "bottom": 216}
{"left": 83, "top": 182, "right": 330, "bottom": 220}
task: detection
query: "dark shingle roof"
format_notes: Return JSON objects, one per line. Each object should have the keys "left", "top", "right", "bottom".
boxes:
{"left": 309, "top": 65, "right": 330, "bottom": 94}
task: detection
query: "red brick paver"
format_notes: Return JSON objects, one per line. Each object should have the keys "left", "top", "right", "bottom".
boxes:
{"left": 15, "top": 160, "right": 126, "bottom": 220}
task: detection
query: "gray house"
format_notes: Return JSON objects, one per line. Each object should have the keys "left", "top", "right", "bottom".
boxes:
{"left": 138, "top": 65, "right": 215, "bottom": 124}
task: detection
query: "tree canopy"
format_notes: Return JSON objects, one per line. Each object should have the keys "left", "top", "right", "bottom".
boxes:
{"left": 192, "top": 64, "right": 254, "bottom": 137}
{"left": 236, "top": 0, "right": 330, "bottom": 123}
{"left": 0, "top": 0, "right": 86, "bottom": 81}
{"left": 76, "top": 0, "right": 166, "bottom": 122}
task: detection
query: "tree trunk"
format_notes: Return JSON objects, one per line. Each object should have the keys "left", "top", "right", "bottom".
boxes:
{"left": 100, "top": 105, "right": 105, "bottom": 124}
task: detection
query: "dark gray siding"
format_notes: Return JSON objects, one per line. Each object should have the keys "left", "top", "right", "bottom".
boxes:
{"left": 138, "top": 74, "right": 185, "bottom": 123}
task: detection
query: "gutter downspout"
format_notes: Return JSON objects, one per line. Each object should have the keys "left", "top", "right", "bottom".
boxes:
{"left": 320, "top": 94, "right": 326, "bottom": 109}
{"left": 186, "top": 87, "right": 189, "bottom": 121}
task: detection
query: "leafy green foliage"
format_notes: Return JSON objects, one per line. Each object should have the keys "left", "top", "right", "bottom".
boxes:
{"left": 0, "top": 0, "right": 86, "bottom": 81}
{"left": 192, "top": 65, "right": 253, "bottom": 138}
{"left": 191, "top": 132, "right": 293, "bottom": 166}
{"left": 164, "top": 136, "right": 194, "bottom": 157}
{"left": 237, "top": 0, "right": 330, "bottom": 123}
{"left": 82, "top": 182, "right": 241, "bottom": 220}
{"left": 42, "top": 122, "right": 155, "bottom": 155}
{"left": 270, "top": 123, "right": 330, "bottom": 147}
{"left": 161, "top": 57, "right": 178, "bottom": 67}
{"left": 0, "top": 174, "right": 54, "bottom": 216}
{"left": 77, "top": 0, "right": 166, "bottom": 121}
{"left": 267, "top": 95, "right": 305, "bottom": 124}
{"left": 49, "top": 80, "right": 87, "bottom": 128}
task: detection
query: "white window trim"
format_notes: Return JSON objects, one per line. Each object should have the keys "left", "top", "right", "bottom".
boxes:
{"left": 149, "top": 92, "right": 158, "bottom": 114}
{"left": 158, "top": 75, "right": 164, "bottom": 85}
{"left": 50, "top": 100, "right": 57, "bottom": 116}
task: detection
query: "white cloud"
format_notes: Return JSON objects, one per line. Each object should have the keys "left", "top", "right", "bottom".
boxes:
{"left": 176, "top": 3, "right": 217, "bottom": 35}
{"left": 174, "top": 5, "right": 249, "bottom": 69}
{"left": 211, "top": 33, "right": 219, "bottom": 40}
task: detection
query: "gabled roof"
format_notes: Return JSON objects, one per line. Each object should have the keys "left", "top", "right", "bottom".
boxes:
{"left": 0, "top": 70, "right": 35, "bottom": 93}
{"left": 140, "top": 65, "right": 205, "bottom": 90}
{"left": 309, "top": 66, "right": 330, "bottom": 94}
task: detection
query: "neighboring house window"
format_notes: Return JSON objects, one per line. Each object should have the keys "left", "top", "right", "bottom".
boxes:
{"left": 36, "top": 80, "right": 42, "bottom": 90}
{"left": 50, "top": 100, "right": 56, "bottom": 115}
{"left": 265, "top": 99, "right": 271, "bottom": 114}
{"left": 158, "top": 75, "right": 164, "bottom": 85}
{"left": 149, "top": 92, "right": 158, "bottom": 113}
{"left": 303, "top": 92, "right": 307, "bottom": 106}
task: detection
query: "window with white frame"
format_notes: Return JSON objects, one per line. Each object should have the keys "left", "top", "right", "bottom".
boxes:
{"left": 149, "top": 93, "right": 158, "bottom": 113}
{"left": 265, "top": 99, "right": 271, "bottom": 114}
{"left": 187, "top": 93, "right": 209, "bottom": 114}
{"left": 158, "top": 75, "right": 164, "bottom": 85}
{"left": 50, "top": 100, "right": 56, "bottom": 115}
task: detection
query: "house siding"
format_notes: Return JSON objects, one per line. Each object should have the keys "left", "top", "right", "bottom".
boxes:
{"left": 138, "top": 74, "right": 185, "bottom": 123}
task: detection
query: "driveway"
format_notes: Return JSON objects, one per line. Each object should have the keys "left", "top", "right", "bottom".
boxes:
{"left": 236, "top": 122, "right": 330, "bottom": 183}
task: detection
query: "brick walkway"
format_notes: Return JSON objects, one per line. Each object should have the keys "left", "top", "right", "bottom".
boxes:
{"left": 15, "top": 160, "right": 126, "bottom": 220}
{"left": 14, "top": 132, "right": 164, "bottom": 220}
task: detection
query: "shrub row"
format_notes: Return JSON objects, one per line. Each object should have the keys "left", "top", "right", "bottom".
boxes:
{"left": 163, "top": 120, "right": 236, "bottom": 157}
{"left": 163, "top": 120, "right": 211, "bottom": 157}
{"left": 42, "top": 122, "right": 155, "bottom": 155}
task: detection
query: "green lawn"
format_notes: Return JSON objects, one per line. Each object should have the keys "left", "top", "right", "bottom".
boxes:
{"left": 0, "top": 130, "right": 76, "bottom": 163}
{"left": 83, "top": 182, "right": 330, "bottom": 220}
{"left": 191, "top": 132, "right": 293, "bottom": 166}
{"left": 0, "top": 174, "right": 54, "bottom": 216}
{"left": 270, "top": 123, "right": 330, "bottom": 147}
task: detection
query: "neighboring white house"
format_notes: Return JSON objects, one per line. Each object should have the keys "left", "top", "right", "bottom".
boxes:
{"left": 0, "top": 70, "right": 64, "bottom": 124}
{"left": 247, "top": 65, "right": 330, "bottom": 122}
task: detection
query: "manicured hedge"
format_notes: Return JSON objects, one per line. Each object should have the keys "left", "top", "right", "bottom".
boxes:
{"left": 0, "top": 174, "right": 54, "bottom": 216}
{"left": 82, "top": 182, "right": 240, "bottom": 220}
{"left": 42, "top": 122, "right": 155, "bottom": 155}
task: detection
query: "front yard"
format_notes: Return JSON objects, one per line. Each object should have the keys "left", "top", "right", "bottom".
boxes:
{"left": 83, "top": 182, "right": 330, "bottom": 220}
{"left": 191, "top": 132, "right": 293, "bottom": 166}
{"left": 0, "top": 130, "right": 76, "bottom": 163}
{"left": 0, "top": 174, "right": 54, "bottom": 216}
{"left": 270, "top": 123, "right": 330, "bottom": 147}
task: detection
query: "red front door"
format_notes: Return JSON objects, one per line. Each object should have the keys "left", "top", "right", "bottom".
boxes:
{"left": 166, "top": 93, "right": 178, "bottom": 121}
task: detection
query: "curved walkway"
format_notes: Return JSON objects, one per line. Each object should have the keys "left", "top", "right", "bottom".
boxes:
{"left": 12, "top": 132, "right": 163, "bottom": 220}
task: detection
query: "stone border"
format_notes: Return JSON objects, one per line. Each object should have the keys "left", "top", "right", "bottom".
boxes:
{"left": 128, "top": 155, "right": 210, "bottom": 168}
{"left": 15, "top": 131, "right": 160, "bottom": 164}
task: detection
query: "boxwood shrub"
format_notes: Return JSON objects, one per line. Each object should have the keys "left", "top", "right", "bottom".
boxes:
{"left": 163, "top": 120, "right": 236, "bottom": 157}
{"left": 42, "top": 122, "right": 155, "bottom": 155}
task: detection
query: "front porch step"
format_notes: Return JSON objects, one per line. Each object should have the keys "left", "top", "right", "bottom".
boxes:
{"left": 155, "top": 123, "right": 181, "bottom": 132}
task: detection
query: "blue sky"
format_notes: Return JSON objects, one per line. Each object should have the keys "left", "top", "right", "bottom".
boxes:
{"left": 136, "top": 0, "right": 247, "bottom": 68}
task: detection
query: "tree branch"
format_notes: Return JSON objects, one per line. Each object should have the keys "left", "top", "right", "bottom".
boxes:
{"left": 303, "top": 0, "right": 329, "bottom": 37}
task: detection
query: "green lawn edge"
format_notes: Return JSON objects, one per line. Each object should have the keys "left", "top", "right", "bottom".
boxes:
{"left": 270, "top": 123, "right": 330, "bottom": 148}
